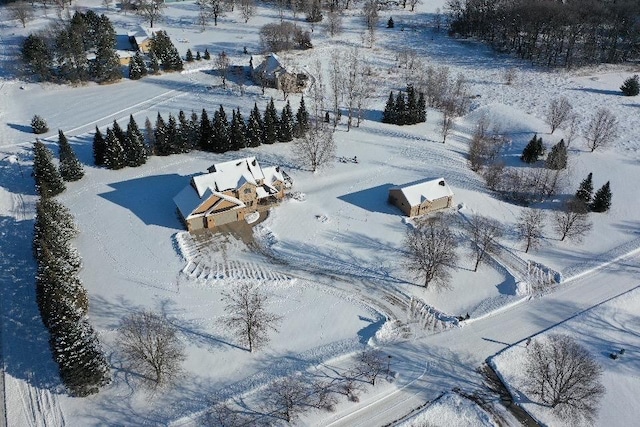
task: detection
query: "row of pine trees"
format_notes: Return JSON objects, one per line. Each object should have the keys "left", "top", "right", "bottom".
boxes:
{"left": 382, "top": 85, "right": 427, "bottom": 126}
{"left": 574, "top": 172, "right": 612, "bottom": 213}
{"left": 94, "top": 97, "right": 310, "bottom": 169}
{"left": 521, "top": 134, "right": 568, "bottom": 171}
{"left": 32, "top": 142, "right": 110, "bottom": 396}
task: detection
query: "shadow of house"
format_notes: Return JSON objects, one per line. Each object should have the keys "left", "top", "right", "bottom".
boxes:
{"left": 98, "top": 173, "right": 191, "bottom": 229}
{"left": 338, "top": 183, "right": 398, "bottom": 215}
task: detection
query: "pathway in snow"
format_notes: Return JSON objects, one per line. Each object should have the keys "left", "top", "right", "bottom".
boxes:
{"left": 317, "top": 250, "right": 640, "bottom": 426}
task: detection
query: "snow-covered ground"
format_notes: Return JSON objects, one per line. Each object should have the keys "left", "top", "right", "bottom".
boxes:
{"left": 1, "top": 0, "right": 639, "bottom": 425}
{"left": 491, "top": 286, "right": 640, "bottom": 427}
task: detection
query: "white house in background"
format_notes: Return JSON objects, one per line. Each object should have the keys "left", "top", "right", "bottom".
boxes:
{"left": 174, "top": 157, "right": 291, "bottom": 232}
{"left": 388, "top": 178, "right": 454, "bottom": 217}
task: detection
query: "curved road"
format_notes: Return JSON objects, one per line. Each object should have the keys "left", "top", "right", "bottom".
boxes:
{"left": 321, "top": 251, "right": 640, "bottom": 426}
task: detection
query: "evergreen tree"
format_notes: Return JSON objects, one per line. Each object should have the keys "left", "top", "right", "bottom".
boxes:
{"left": 417, "top": 92, "right": 427, "bottom": 123}
{"left": 230, "top": 108, "right": 247, "bottom": 150}
{"left": 33, "top": 140, "right": 66, "bottom": 198}
{"left": 189, "top": 111, "right": 200, "bottom": 149}
{"left": 546, "top": 139, "right": 568, "bottom": 170}
{"left": 278, "top": 101, "right": 294, "bottom": 142}
{"left": 154, "top": 113, "right": 167, "bottom": 156}
{"left": 92, "top": 15, "right": 121, "bottom": 83}
{"left": 263, "top": 98, "right": 279, "bottom": 144}
{"left": 185, "top": 49, "right": 194, "bottom": 62}
{"left": 112, "top": 120, "right": 126, "bottom": 145}
{"left": 177, "top": 110, "right": 191, "bottom": 153}
{"left": 406, "top": 85, "right": 418, "bottom": 124}
{"left": 382, "top": 92, "right": 396, "bottom": 124}
{"left": 103, "top": 128, "right": 127, "bottom": 169}
{"left": 93, "top": 127, "right": 106, "bottom": 166}
{"left": 295, "top": 95, "right": 310, "bottom": 137}
{"left": 203, "top": 48, "right": 210, "bottom": 60}
{"left": 144, "top": 117, "right": 155, "bottom": 154}
{"left": 575, "top": 172, "right": 594, "bottom": 205}
{"left": 395, "top": 91, "right": 407, "bottom": 125}
{"left": 195, "top": 51, "right": 202, "bottom": 61}
{"left": 126, "top": 115, "right": 148, "bottom": 166}
{"left": 521, "top": 134, "right": 544, "bottom": 163}
{"left": 387, "top": 17, "right": 394, "bottom": 28}
{"left": 246, "top": 103, "right": 264, "bottom": 148}
{"left": 165, "top": 114, "right": 180, "bottom": 155}
{"left": 57, "top": 130, "right": 84, "bottom": 182}
{"left": 148, "top": 51, "right": 160, "bottom": 74}
{"left": 31, "top": 115, "right": 49, "bottom": 134}
{"left": 212, "top": 105, "right": 231, "bottom": 153}
{"left": 150, "top": 30, "right": 183, "bottom": 71}
{"left": 199, "top": 108, "right": 214, "bottom": 151}
{"left": 591, "top": 181, "right": 612, "bottom": 212}
{"left": 620, "top": 75, "right": 639, "bottom": 96}
{"left": 22, "top": 34, "right": 54, "bottom": 81}
{"left": 129, "top": 52, "right": 146, "bottom": 80}
{"left": 51, "top": 318, "right": 111, "bottom": 396}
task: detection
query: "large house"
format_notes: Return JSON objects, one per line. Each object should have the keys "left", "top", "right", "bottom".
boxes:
{"left": 174, "top": 157, "right": 291, "bottom": 232}
{"left": 388, "top": 178, "right": 454, "bottom": 217}
{"left": 250, "top": 53, "right": 307, "bottom": 92}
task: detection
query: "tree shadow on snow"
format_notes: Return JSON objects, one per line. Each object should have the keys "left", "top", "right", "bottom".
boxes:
{"left": 98, "top": 173, "right": 192, "bottom": 229}
{"left": 7, "top": 123, "right": 33, "bottom": 133}
{"left": 0, "top": 216, "right": 64, "bottom": 392}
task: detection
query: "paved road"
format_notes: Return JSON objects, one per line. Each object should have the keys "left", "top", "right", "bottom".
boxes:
{"left": 321, "top": 252, "right": 640, "bottom": 426}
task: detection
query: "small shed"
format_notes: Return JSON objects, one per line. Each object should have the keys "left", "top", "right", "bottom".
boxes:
{"left": 388, "top": 178, "right": 454, "bottom": 217}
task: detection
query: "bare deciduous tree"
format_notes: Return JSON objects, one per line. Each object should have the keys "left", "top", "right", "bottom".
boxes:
{"left": 525, "top": 334, "right": 605, "bottom": 424}
{"left": 553, "top": 199, "right": 592, "bottom": 242}
{"left": 565, "top": 113, "right": 580, "bottom": 148}
{"left": 239, "top": 0, "right": 255, "bottom": 23}
{"left": 440, "top": 101, "right": 455, "bottom": 143}
{"left": 404, "top": 216, "right": 459, "bottom": 290}
{"left": 546, "top": 97, "right": 573, "bottom": 134}
{"left": 503, "top": 67, "right": 517, "bottom": 85}
{"left": 215, "top": 51, "right": 230, "bottom": 88}
{"left": 517, "top": 209, "right": 545, "bottom": 253}
{"left": 118, "top": 310, "right": 186, "bottom": 388}
{"left": 325, "top": 11, "right": 343, "bottom": 37}
{"left": 354, "top": 349, "right": 387, "bottom": 385}
{"left": 309, "top": 60, "right": 326, "bottom": 121}
{"left": 328, "top": 51, "right": 344, "bottom": 128}
{"left": 584, "top": 108, "right": 618, "bottom": 152}
{"left": 262, "top": 376, "right": 310, "bottom": 423}
{"left": 135, "top": 0, "right": 166, "bottom": 28}
{"left": 8, "top": 1, "right": 33, "bottom": 28}
{"left": 464, "top": 214, "right": 504, "bottom": 272}
{"left": 223, "top": 282, "right": 281, "bottom": 352}
{"left": 293, "top": 122, "right": 336, "bottom": 172}
{"left": 408, "top": 0, "right": 422, "bottom": 12}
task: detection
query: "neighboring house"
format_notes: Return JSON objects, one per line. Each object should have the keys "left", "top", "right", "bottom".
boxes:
{"left": 250, "top": 53, "right": 307, "bottom": 92}
{"left": 174, "top": 157, "right": 291, "bottom": 232}
{"left": 388, "top": 178, "right": 454, "bottom": 217}
{"left": 127, "top": 27, "right": 159, "bottom": 54}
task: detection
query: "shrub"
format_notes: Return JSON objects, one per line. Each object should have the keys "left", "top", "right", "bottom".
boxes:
{"left": 31, "top": 115, "right": 49, "bottom": 134}
{"left": 620, "top": 75, "right": 639, "bottom": 96}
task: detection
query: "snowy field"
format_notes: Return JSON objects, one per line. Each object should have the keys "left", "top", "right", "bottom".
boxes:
{"left": 491, "top": 286, "right": 640, "bottom": 427}
{"left": 1, "top": 0, "right": 640, "bottom": 425}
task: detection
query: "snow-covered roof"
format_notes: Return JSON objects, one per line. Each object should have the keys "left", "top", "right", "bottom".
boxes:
{"left": 252, "top": 53, "right": 287, "bottom": 78}
{"left": 195, "top": 157, "right": 265, "bottom": 196}
{"left": 262, "top": 166, "right": 284, "bottom": 189}
{"left": 173, "top": 185, "right": 245, "bottom": 220}
{"left": 392, "top": 178, "right": 453, "bottom": 207}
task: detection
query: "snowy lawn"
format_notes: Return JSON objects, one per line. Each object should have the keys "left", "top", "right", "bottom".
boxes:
{"left": 398, "top": 392, "right": 497, "bottom": 427}
{"left": 491, "top": 286, "right": 640, "bottom": 427}
{"left": 1, "top": 0, "right": 640, "bottom": 425}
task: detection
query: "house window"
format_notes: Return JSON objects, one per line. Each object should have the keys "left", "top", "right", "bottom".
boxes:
{"left": 244, "top": 188, "right": 252, "bottom": 194}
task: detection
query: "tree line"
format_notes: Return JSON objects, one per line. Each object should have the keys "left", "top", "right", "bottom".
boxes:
{"left": 94, "top": 97, "right": 310, "bottom": 169}
{"left": 447, "top": 0, "right": 640, "bottom": 68}
{"left": 32, "top": 143, "right": 110, "bottom": 396}
{"left": 22, "top": 10, "right": 121, "bottom": 83}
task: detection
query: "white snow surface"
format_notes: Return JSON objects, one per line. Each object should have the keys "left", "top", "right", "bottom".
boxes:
{"left": 1, "top": 0, "right": 640, "bottom": 425}
{"left": 398, "top": 392, "right": 497, "bottom": 427}
{"left": 491, "top": 287, "right": 640, "bottom": 427}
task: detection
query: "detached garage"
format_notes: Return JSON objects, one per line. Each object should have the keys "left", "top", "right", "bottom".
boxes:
{"left": 388, "top": 178, "right": 454, "bottom": 217}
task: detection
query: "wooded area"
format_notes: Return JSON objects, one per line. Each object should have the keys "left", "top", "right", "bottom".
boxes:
{"left": 448, "top": 0, "right": 640, "bottom": 68}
